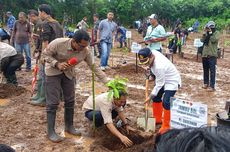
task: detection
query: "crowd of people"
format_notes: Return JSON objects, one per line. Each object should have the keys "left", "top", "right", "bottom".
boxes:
{"left": 0, "top": 3, "right": 223, "bottom": 151}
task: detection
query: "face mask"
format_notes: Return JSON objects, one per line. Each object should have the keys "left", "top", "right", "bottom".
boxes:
{"left": 209, "top": 31, "right": 212, "bottom": 34}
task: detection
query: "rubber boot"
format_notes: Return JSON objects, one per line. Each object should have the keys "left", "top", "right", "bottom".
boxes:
{"left": 30, "top": 81, "right": 46, "bottom": 106}
{"left": 64, "top": 105, "right": 81, "bottom": 136}
{"left": 159, "top": 109, "right": 170, "bottom": 134}
{"left": 31, "top": 79, "right": 42, "bottom": 101}
{"left": 47, "top": 109, "right": 64, "bottom": 142}
{"left": 152, "top": 102, "right": 163, "bottom": 124}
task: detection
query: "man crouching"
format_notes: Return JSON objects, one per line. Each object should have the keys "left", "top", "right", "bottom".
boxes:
{"left": 83, "top": 79, "right": 134, "bottom": 147}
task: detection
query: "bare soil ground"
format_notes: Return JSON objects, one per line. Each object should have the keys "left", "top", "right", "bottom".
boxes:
{"left": 0, "top": 29, "right": 230, "bottom": 152}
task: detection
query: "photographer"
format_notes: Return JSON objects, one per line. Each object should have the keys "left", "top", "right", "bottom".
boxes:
{"left": 201, "top": 21, "right": 219, "bottom": 91}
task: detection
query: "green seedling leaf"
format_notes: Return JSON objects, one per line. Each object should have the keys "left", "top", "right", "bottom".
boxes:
{"left": 106, "top": 76, "right": 128, "bottom": 100}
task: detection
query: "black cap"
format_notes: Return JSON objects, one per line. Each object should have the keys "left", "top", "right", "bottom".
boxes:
{"left": 93, "top": 14, "right": 99, "bottom": 18}
{"left": 138, "top": 48, "right": 152, "bottom": 64}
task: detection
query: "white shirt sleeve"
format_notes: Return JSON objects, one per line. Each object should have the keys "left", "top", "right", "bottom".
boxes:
{"left": 151, "top": 68, "right": 165, "bottom": 96}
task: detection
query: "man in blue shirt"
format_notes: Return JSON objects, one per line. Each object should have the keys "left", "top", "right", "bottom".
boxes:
{"left": 97, "top": 12, "right": 117, "bottom": 71}
{"left": 144, "top": 14, "right": 166, "bottom": 52}
{"left": 6, "top": 11, "right": 16, "bottom": 35}
{"left": 193, "top": 20, "right": 200, "bottom": 33}
{"left": 116, "top": 23, "right": 127, "bottom": 48}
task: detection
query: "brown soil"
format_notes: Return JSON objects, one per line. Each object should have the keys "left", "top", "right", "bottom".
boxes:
{"left": 0, "top": 84, "right": 27, "bottom": 98}
{"left": 90, "top": 128, "right": 154, "bottom": 152}
{"left": 0, "top": 29, "right": 230, "bottom": 152}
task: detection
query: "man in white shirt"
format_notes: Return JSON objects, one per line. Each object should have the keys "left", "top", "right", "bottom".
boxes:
{"left": 83, "top": 91, "right": 134, "bottom": 147}
{"left": 0, "top": 42, "right": 24, "bottom": 85}
{"left": 138, "top": 48, "right": 181, "bottom": 134}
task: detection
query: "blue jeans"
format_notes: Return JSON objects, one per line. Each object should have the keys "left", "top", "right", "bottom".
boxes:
{"left": 119, "top": 36, "right": 127, "bottom": 48}
{"left": 100, "top": 41, "right": 112, "bottom": 67}
{"left": 85, "top": 110, "right": 118, "bottom": 127}
{"left": 202, "top": 56, "right": 217, "bottom": 88}
{"left": 15, "top": 43, "right": 31, "bottom": 69}
{"left": 152, "top": 86, "right": 176, "bottom": 110}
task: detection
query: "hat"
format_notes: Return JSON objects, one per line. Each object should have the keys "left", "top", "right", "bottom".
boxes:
{"left": 6, "top": 11, "right": 12, "bottom": 15}
{"left": 206, "top": 21, "right": 215, "bottom": 28}
{"left": 0, "top": 144, "right": 15, "bottom": 152}
{"left": 93, "top": 13, "right": 99, "bottom": 18}
{"left": 138, "top": 48, "right": 152, "bottom": 64}
{"left": 148, "top": 14, "right": 158, "bottom": 20}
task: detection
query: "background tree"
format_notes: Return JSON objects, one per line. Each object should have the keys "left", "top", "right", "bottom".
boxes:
{"left": 0, "top": 0, "right": 229, "bottom": 30}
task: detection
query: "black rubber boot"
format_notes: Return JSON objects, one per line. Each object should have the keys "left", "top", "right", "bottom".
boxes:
{"left": 64, "top": 105, "right": 81, "bottom": 136}
{"left": 47, "top": 109, "right": 64, "bottom": 142}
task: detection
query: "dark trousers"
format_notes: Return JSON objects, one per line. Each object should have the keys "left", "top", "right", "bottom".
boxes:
{"left": 45, "top": 73, "right": 75, "bottom": 111}
{"left": 152, "top": 87, "right": 176, "bottom": 110}
{"left": 168, "top": 38, "right": 181, "bottom": 54}
{"left": 202, "top": 56, "right": 217, "bottom": 88}
{"left": 1, "top": 54, "right": 24, "bottom": 79}
{"left": 85, "top": 110, "right": 118, "bottom": 127}
{"left": 94, "top": 43, "right": 102, "bottom": 57}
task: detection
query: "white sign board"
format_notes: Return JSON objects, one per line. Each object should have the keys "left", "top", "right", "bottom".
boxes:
{"left": 170, "top": 97, "right": 208, "bottom": 129}
{"left": 126, "top": 31, "right": 132, "bottom": 39}
{"left": 194, "top": 39, "right": 203, "bottom": 47}
{"left": 131, "top": 42, "right": 142, "bottom": 53}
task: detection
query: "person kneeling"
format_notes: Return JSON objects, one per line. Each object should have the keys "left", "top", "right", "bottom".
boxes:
{"left": 0, "top": 42, "right": 24, "bottom": 85}
{"left": 83, "top": 91, "right": 134, "bottom": 147}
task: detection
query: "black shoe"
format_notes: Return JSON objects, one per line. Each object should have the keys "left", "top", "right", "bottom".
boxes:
{"left": 64, "top": 106, "right": 81, "bottom": 136}
{"left": 122, "top": 61, "right": 127, "bottom": 64}
{"left": 47, "top": 110, "right": 64, "bottom": 142}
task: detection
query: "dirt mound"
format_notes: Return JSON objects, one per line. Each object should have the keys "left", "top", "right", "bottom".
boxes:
{"left": 0, "top": 84, "right": 27, "bottom": 98}
{"left": 106, "top": 63, "right": 146, "bottom": 85}
{"left": 112, "top": 63, "right": 145, "bottom": 74}
{"left": 90, "top": 128, "right": 154, "bottom": 152}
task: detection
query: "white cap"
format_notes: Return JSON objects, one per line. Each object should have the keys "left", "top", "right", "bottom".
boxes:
{"left": 148, "top": 14, "right": 158, "bottom": 20}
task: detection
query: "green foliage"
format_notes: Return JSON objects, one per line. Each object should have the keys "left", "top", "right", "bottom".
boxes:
{"left": 106, "top": 77, "right": 128, "bottom": 100}
{"left": 0, "top": 0, "right": 230, "bottom": 30}
{"left": 225, "top": 40, "right": 230, "bottom": 47}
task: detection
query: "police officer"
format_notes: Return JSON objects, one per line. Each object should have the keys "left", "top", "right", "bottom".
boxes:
{"left": 30, "top": 4, "right": 63, "bottom": 106}
{"left": 28, "top": 10, "right": 45, "bottom": 105}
